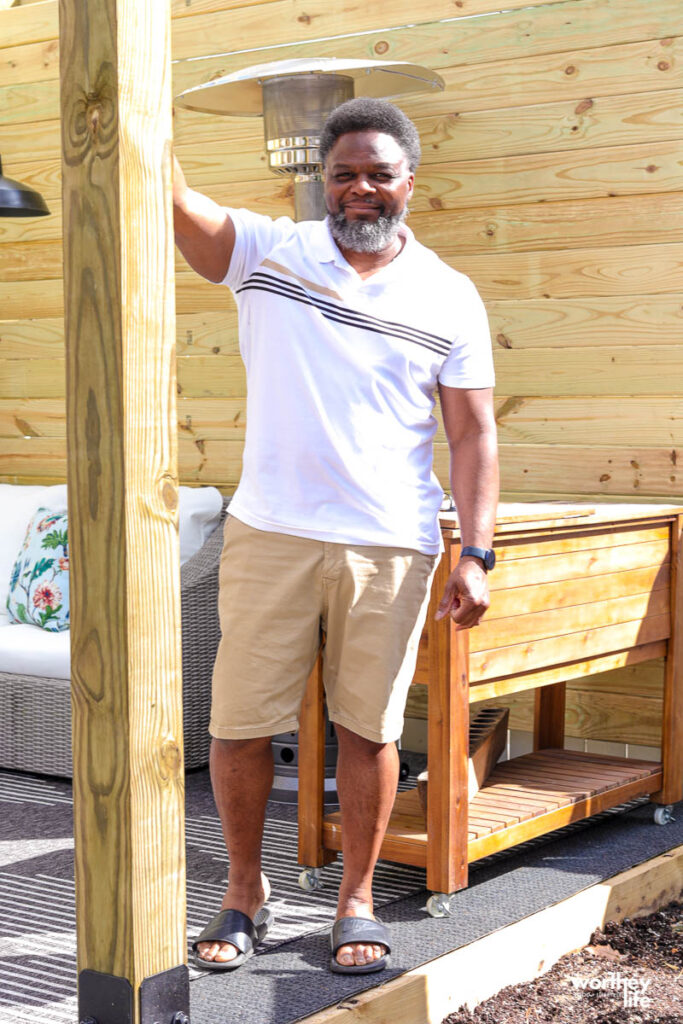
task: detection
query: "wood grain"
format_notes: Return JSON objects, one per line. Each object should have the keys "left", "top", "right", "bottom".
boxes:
{"left": 413, "top": 195, "right": 683, "bottom": 257}
{"left": 60, "top": 0, "right": 185, "bottom": 987}
{"left": 427, "top": 547, "right": 469, "bottom": 893}
{"left": 653, "top": 514, "right": 683, "bottom": 803}
{"left": 167, "top": 0, "right": 681, "bottom": 70}
{"left": 456, "top": 243, "right": 683, "bottom": 301}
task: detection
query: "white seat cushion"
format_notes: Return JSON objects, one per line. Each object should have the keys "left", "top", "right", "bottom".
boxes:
{"left": 0, "top": 484, "right": 223, "bottom": 679}
{"left": 0, "top": 619, "right": 71, "bottom": 679}
{"left": 177, "top": 485, "right": 223, "bottom": 564}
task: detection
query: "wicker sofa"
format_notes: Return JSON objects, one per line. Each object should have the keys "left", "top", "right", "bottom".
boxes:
{"left": 0, "top": 485, "right": 229, "bottom": 777}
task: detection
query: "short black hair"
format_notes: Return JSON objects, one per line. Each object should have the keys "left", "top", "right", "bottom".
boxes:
{"left": 319, "top": 97, "right": 421, "bottom": 172}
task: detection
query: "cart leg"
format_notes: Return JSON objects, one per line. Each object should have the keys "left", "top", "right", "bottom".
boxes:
{"left": 426, "top": 551, "right": 469, "bottom": 896}
{"left": 298, "top": 653, "right": 337, "bottom": 872}
{"left": 653, "top": 513, "right": 683, "bottom": 806}
{"left": 533, "top": 682, "right": 566, "bottom": 751}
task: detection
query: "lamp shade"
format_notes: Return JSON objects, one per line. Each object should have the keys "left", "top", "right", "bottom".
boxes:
{"left": 0, "top": 156, "right": 50, "bottom": 217}
{"left": 174, "top": 57, "right": 444, "bottom": 118}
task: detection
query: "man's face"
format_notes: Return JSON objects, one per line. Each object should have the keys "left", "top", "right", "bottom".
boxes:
{"left": 324, "top": 130, "right": 414, "bottom": 225}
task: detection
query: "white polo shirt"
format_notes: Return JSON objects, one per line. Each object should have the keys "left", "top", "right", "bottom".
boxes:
{"left": 222, "top": 209, "right": 495, "bottom": 555}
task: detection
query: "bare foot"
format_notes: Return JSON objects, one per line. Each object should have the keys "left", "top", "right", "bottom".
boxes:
{"left": 197, "top": 872, "right": 270, "bottom": 964}
{"left": 334, "top": 898, "right": 388, "bottom": 968}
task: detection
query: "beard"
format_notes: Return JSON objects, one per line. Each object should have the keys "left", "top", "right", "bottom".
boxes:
{"left": 327, "top": 205, "right": 408, "bottom": 253}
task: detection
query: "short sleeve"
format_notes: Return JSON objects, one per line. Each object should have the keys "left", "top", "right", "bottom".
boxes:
{"left": 220, "top": 208, "right": 298, "bottom": 290}
{"left": 438, "top": 276, "right": 495, "bottom": 389}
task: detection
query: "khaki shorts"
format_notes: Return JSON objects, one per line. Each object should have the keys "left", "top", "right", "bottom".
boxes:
{"left": 210, "top": 516, "right": 438, "bottom": 744}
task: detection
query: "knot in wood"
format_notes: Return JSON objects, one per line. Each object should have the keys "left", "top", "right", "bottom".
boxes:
{"left": 657, "top": 61, "right": 670, "bottom": 71}
{"left": 162, "top": 480, "right": 178, "bottom": 511}
{"left": 297, "top": 12, "right": 311, "bottom": 24}
{"left": 564, "top": 65, "right": 576, "bottom": 75}
{"left": 86, "top": 98, "right": 105, "bottom": 141}
{"left": 574, "top": 98, "right": 593, "bottom": 115}
{"left": 160, "top": 739, "right": 182, "bottom": 776}
{"left": 374, "top": 41, "right": 389, "bottom": 55}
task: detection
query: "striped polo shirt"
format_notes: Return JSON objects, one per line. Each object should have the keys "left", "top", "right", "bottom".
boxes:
{"left": 222, "top": 209, "right": 495, "bottom": 555}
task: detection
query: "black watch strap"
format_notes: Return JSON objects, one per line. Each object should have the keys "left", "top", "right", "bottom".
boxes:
{"left": 460, "top": 546, "right": 496, "bottom": 572}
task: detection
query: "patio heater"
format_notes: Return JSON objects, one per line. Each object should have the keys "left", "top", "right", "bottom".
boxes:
{"left": 0, "top": 155, "right": 49, "bottom": 217}
{"left": 174, "top": 57, "right": 444, "bottom": 221}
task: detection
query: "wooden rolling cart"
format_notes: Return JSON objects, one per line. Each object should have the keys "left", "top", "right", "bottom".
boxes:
{"left": 297, "top": 504, "right": 683, "bottom": 914}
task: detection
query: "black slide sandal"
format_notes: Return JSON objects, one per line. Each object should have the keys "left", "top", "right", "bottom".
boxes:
{"left": 329, "top": 916, "right": 391, "bottom": 974}
{"left": 192, "top": 906, "right": 273, "bottom": 972}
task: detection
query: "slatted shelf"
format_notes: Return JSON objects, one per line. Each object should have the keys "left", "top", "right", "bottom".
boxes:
{"left": 322, "top": 749, "right": 662, "bottom": 870}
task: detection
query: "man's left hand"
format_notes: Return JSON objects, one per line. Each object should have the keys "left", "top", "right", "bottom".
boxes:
{"left": 435, "top": 558, "right": 490, "bottom": 629}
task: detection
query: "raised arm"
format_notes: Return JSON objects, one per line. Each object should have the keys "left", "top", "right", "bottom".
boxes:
{"left": 173, "top": 153, "right": 236, "bottom": 284}
{"left": 436, "top": 384, "right": 499, "bottom": 628}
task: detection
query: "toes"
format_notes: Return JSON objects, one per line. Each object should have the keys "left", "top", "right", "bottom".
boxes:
{"left": 214, "top": 942, "right": 239, "bottom": 963}
{"left": 197, "top": 940, "right": 239, "bottom": 963}
{"left": 335, "top": 942, "right": 386, "bottom": 966}
{"left": 336, "top": 943, "right": 356, "bottom": 966}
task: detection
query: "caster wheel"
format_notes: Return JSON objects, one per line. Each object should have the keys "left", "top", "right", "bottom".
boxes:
{"left": 399, "top": 761, "right": 410, "bottom": 781}
{"left": 653, "top": 805, "right": 675, "bottom": 826}
{"left": 426, "top": 893, "right": 451, "bottom": 918}
{"left": 299, "top": 867, "right": 323, "bottom": 891}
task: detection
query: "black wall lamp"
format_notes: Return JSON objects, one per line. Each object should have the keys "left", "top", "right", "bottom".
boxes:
{"left": 0, "top": 155, "right": 50, "bottom": 217}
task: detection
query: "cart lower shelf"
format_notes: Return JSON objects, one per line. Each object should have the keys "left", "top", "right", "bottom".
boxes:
{"left": 322, "top": 748, "right": 663, "bottom": 869}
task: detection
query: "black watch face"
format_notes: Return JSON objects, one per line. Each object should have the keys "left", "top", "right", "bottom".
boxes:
{"left": 484, "top": 549, "right": 496, "bottom": 571}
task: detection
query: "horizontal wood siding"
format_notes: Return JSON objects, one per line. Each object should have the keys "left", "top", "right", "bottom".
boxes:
{"left": 1, "top": 0, "right": 681, "bottom": 745}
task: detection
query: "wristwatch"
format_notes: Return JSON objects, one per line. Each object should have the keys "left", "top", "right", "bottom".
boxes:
{"left": 460, "top": 546, "right": 496, "bottom": 572}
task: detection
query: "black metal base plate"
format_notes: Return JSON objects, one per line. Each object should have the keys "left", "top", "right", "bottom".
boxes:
{"left": 79, "top": 969, "right": 133, "bottom": 1024}
{"left": 78, "top": 964, "right": 189, "bottom": 1024}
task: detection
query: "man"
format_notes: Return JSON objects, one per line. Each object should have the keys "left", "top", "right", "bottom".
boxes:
{"left": 173, "top": 97, "right": 498, "bottom": 974}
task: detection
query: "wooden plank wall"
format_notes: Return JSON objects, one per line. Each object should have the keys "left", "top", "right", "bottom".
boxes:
{"left": 1, "top": 0, "right": 681, "bottom": 747}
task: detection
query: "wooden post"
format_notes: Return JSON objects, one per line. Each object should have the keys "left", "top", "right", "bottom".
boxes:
{"left": 298, "top": 655, "right": 337, "bottom": 869}
{"left": 653, "top": 514, "right": 683, "bottom": 805}
{"left": 59, "top": 1, "right": 187, "bottom": 1022}
{"left": 533, "top": 683, "right": 566, "bottom": 750}
{"left": 426, "top": 542, "right": 469, "bottom": 896}
{"left": 298, "top": 656, "right": 326, "bottom": 868}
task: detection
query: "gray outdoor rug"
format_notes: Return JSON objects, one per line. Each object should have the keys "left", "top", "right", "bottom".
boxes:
{"left": 0, "top": 764, "right": 681, "bottom": 1024}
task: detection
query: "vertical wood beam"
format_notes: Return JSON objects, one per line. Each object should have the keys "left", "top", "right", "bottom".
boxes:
{"left": 59, "top": 0, "right": 186, "bottom": 1017}
{"left": 654, "top": 514, "right": 683, "bottom": 804}
{"left": 298, "top": 656, "right": 327, "bottom": 867}
{"left": 427, "top": 542, "right": 469, "bottom": 895}
{"left": 533, "top": 682, "right": 566, "bottom": 750}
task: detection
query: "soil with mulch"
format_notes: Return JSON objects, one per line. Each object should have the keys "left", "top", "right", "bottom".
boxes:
{"left": 443, "top": 899, "right": 683, "bottom": 1024}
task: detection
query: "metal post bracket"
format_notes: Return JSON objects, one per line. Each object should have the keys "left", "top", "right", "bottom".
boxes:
{"left": 78, "top": 965, "right": 189, "bottom": 1024}
{"left": 140, "top": 964, "right": 190, "bottom": 1024}
{"left": 79, "top": 969, "right": 133, "bottom": 1024}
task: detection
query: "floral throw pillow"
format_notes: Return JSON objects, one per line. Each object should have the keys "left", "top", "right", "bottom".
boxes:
{"left": 6, "top": 507, "right": 70, "bottom": 632}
